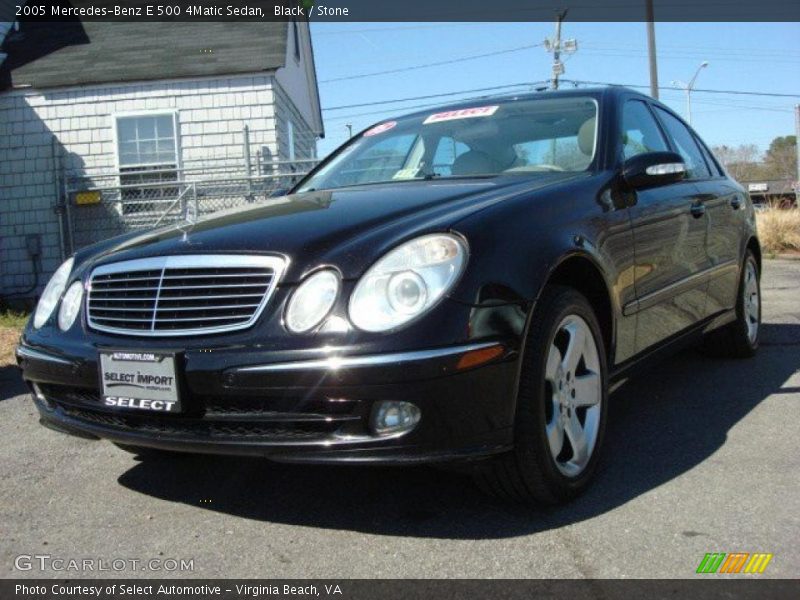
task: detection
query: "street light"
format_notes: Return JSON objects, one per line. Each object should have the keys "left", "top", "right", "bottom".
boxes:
{"left": 672, "top": 61, "right": 708, "bottom": 125}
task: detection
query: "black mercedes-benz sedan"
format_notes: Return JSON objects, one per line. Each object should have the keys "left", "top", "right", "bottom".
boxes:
{"left": 17, "top": 87, "right": 760, "bottom": 504}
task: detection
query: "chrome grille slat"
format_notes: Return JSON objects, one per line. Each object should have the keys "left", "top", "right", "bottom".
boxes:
{"left": 161, "top": 293, "right": 266, "bottom": 300}
{"left": 90, "top": 293, "right": 265, "bottom": 302}
{"left": 92, "top": 315, "right": 154, "bottom": 323}
{"left": 92, "top": 284, "right": 158, "bottom": 292}
{"left": 87, "top": 255, "right": 286, "bottom": 337}
{"left": 90, "top": 303, "right": 260, "bottom": 312}
{"left": 155, "top": 315, "right": 247, "bottom": 323}
{"left": 157, "top": 283, "right": 271, "bottom": 290}
{"left": 93, "top": 277, "right": 161, "bottom": 282}
{"left": 160, "top": 273, "right": 273, "bottom": 280}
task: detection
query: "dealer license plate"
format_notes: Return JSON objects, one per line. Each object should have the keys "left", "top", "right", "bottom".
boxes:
{"left": 99, "top": 351, "right": 181, "bottom": 413}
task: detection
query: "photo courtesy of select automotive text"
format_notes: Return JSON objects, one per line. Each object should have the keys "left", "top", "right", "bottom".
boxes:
{"left": 1, "top": 0, "right": 799, "bottom": 597}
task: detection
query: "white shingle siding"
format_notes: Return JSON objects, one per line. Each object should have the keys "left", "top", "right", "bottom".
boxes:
{"left": 0, "top": 73, "right": 317, "bottom": 297}
{"left": 273, "top": 83, "right": 316, "bottom": 162}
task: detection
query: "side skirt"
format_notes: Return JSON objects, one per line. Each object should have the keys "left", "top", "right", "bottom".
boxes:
{"left": 609, "top": 308, "right": 737, "bottom": 392}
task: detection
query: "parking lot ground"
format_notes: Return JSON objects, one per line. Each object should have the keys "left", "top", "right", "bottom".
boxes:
{"left": 1, "top": 260, "right": 798, "bottom": 579}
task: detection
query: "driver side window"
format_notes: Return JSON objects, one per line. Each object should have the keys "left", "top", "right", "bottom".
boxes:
{"left": 621, "top": 100, "right": 669, "bottom": 160}
{"left": 431, "top": 136, "right": 470, "bottom": 176}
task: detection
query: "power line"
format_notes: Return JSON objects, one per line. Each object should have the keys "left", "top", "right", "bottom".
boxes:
{"left": 562, "top": 80, "right": 800, "bottom": 98}
{"left": 322, "top": 82, "right": 547, "bottom": 112}
{"left": 325, "top": 95, "right": 793, "bottom": 131}
{"left": 577, "top": 48, "right": 800, "bottom": 64}
{"left": 322, "top": 80, "right": 798, "bottom": 117}
{"left": 319, "top": 44, "right": 542, "bottom": 84}
{"left": 580, "top": 39, "right": 800, "bottom": 58}
{"left": 313, "top": 23, "right": 475, "bottom": 36}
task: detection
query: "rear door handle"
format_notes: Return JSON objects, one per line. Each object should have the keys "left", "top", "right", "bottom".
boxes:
{"left": 731, "top": 195, "right": 743, "bottom": 210}
{"left": 690, "top": 203, "right": 706, "bottom": 218}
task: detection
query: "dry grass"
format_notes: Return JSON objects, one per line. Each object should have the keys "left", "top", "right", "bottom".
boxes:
{"left": 756, "top": 207, "right": 800, "bottom": 256}
{"left": 0, "top": 311, "right": 28, "bottom": 367}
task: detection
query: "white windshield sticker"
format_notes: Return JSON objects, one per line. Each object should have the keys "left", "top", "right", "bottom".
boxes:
{"left": 423, "top": 105, "right": 500, "bottom": 124}
{"left": 363, "top": 121, "right": 397, "bottom": 137}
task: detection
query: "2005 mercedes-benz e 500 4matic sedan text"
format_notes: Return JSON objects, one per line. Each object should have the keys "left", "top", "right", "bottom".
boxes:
{"left": 17, "top": 87, "right": 760, "bottom": 505}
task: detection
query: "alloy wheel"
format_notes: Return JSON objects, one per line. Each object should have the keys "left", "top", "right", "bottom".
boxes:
{"left": 743, "top": 260, "right": 760, "bottom": 344}
{"left": 544, "top": 314, "right": 603, "bottom": 477}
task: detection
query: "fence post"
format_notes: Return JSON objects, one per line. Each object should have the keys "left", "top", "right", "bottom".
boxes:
{"left": 60, "top": 149, "right": 74, "bottom": 256}
{"left": 180, "top": 182, "right": 188, "bottom": 219}
{"left": 51, "top": 136, "right": 67, "bottom": 261}
{"left": 243, "top": 123, "right": 253, "bottom": 203}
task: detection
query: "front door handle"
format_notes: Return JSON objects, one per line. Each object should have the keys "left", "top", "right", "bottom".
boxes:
{"left": 690, "top": 203, "right": 706, "bottom": 218}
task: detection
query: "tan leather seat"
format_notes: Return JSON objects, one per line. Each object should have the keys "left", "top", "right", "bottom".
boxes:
{"left": 451, "top": 150, "right": 501, "bottom": 176}
{"left": 578, "top": 117, "right": 596, "bottom": 156}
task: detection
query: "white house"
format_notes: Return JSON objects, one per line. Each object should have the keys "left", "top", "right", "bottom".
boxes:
{"left": 0, "top": 18, "right": 323, "bottom": 300}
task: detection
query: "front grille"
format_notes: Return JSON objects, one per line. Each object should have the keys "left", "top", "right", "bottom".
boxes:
{"left": 37, "top": 384, "right": 362, "bottom": 443}
{"left": 87, "top": 254, "right": 286, "bottom": 336}
{"left": 60, "top": 406, "right": 331, "bottom": 440}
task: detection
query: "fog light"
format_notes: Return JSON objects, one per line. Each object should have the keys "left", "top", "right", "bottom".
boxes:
{"left": 371, "top": 401, "right": 420, "bottom": 436}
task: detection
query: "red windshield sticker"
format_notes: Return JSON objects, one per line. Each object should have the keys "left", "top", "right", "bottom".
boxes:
{"left": 363, "top": 121, "right": 397, "bottom": 137}
{"left": 423, "top": 105, "right": 500, "bottom": 124}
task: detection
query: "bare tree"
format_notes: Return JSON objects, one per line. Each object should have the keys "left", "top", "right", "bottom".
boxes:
{"left": 711, "top": 144, "right": 764, "bottom": 181}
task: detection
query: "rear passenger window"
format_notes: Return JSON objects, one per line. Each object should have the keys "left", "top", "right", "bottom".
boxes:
{"left": 621, "top": 100, "right": 669, "bottom": 160}
{"left": 695, "top": 136, "right": 723, "bottom": 177}
{"left": 653, "top": 107, "right": 711, "bottom": 180}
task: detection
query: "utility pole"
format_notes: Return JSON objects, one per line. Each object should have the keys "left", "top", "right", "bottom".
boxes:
{"left": 795, "top": 104, "right": 799, "bottom": 206}
{"left": 645, "top": 0, "right": 659, "bottom": 99}
{"left": 544, "top": 10, "right": 576, "bottom": 91}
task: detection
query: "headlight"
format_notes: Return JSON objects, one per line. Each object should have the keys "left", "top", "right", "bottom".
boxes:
{"left": 285, "top": 270, "right": 340, "bottom": 333}
{"left": 33, "top": 257, "right": 74, "bottom": 329}
{"left": 57, "top": 281, "right": 84, "bottom": 331}
{"left": 349, "top": 234, "right": 467, "bottom": 332}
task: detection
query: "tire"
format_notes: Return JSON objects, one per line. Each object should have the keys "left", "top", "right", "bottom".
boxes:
{"left": 473, "top": 285, "right": 608, "bottom": 505}
{"left": 702, "top": 250, "right": 760, "bottom": 359}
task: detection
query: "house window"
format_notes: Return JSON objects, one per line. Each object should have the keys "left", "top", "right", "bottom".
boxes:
{"left": 287, "top": 119, "right": 296, "bottom": 161}
{"left": 115, "top": 113, "right": 180, "bottom": 215}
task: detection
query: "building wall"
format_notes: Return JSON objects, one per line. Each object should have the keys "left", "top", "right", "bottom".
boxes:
{"left": 274, "top": 20, "right": 323, "bottom": 138}
{"left": 273, "top": 81, "right": 317, "bottom": 163}
{"left": 0, "top": 72, "right": 318, "bottom": 297}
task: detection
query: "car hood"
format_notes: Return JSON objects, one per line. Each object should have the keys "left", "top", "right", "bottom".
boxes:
{"left": 79, "top": 174, "right": 584, "bottom": 282}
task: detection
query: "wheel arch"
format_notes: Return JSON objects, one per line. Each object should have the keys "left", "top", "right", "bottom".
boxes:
{"left": 746, "top": 236, "right": 761, "bottom": 273}
{"left": 538, "top": 252, "right": 616, "bottom": 362}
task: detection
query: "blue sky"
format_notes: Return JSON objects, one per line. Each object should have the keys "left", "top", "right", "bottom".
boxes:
{"left": 310, "top": 22, "right": 800, "bottom": 158}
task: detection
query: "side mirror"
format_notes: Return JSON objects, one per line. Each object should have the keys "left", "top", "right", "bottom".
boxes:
{"left": 269, "top": 187, "right": 290, "bottom": 198}
{"left": 622, "top": 151, "right": 686, "bottom": 189}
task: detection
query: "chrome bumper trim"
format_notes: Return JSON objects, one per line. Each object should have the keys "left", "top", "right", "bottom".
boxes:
{"left": 235, "top": 342, "right": 501, "bottom": 373}
{"left": 16, "top": 345, "right": 74, "bottom": 366}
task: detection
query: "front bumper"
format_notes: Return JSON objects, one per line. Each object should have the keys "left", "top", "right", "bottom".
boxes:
{"left": 17, "top": 340, "right": 518, "bottom": 464}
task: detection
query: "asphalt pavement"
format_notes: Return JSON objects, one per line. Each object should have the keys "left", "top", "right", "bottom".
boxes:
{"left": 1, "top": 260, "right": 798, "bottom": 579}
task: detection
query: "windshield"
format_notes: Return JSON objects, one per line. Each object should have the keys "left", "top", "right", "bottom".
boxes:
{"left": 298, "top": 96, "right": 598, "bottom": 192}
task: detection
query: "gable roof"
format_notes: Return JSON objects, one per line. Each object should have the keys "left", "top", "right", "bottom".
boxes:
{"left": 1, "top": 20, "right": 289, "bottom": 90}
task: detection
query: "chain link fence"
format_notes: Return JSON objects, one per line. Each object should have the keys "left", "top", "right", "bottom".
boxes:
{"left": 62, "top": 159, "right": 318, "bottom": 252}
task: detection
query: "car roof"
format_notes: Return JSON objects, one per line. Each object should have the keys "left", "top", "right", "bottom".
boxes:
{"left": 392, "top": 86, "right": 647, "bottom": 122}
